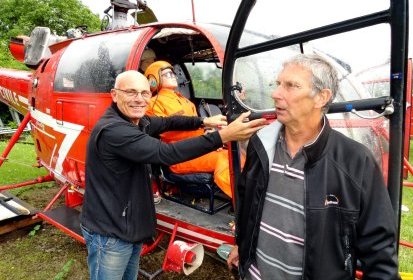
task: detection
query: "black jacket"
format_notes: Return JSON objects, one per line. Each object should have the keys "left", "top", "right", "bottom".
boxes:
{"left": 81, "top": 103, "right": 223, "bottom": 243}
{"left": 236, "top": 119, "right": 399, "bottom": 280}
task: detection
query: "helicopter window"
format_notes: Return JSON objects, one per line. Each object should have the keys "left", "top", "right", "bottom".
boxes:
{"left": 355, "top": 62, "right": 391, "bottom": 98}
{"left": 335, "top": 79, "right": 366, "bottom": 102}
{"left": 185, "top": 62, "right": 222, "bottom": 100}
{"left": 231, "top": 25, "right": 389, "bottom": 114}
{"left": 309, "top": 24, "right": 391, "bottom": 96}
{"left": 232, "top": 47, "right": 298, "bottom": 111}
{"left": 240, "top": 0, "right": 389, "bottom": 48}
{"left": 54, "top": 31, "right": 143, "bottom": 93}
{"left": 334, "top": 125, "right": 386, "bottom": 172}
{"left": 197, "top": 23, "right": 277, "bottom": 54}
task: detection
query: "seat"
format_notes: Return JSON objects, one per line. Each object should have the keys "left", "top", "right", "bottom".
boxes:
{"left": 151, "top": 98, "right": 230, "bottom": 214}
{"left": 157, "top": 166, "right": 231, "bottom": 215}
{"left": 198, "top": 100, "right": 222, "bottom": 118}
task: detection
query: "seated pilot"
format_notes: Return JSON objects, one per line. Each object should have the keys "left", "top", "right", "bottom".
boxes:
{"left": 144, "top": 60, "right": 237, "bottom": 198}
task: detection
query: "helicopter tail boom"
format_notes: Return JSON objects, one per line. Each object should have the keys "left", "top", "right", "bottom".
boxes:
{"left": 0, "top": 68, "right": 32, "bottom": 115}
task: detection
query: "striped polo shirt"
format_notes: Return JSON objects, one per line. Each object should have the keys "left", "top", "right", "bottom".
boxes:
{"left": 246, "top": 130, "right": 305, "bottom": 280}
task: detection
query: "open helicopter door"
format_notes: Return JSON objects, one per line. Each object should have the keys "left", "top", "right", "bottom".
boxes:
{"left": 223, "top": 0, "right": 408, "bottom": 252}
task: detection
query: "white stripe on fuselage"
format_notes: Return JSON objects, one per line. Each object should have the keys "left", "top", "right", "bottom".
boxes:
{"left": 18, "top": 95, "right": 28, "bottom": 105}
{"left": 30, "top": 108, "right": 84, "bottom": 177}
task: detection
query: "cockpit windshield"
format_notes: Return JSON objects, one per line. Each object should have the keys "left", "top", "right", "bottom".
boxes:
{"left": 54, "top": 30, "right": 143, "bottom": 93}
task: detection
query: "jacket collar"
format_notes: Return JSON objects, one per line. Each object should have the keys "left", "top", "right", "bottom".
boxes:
{"left": 110, "top": 102, "right": 130, "bottom": 123}
{"left": 255, "top": 116, "right": 332, "bottom": 169}
{"left": 109, "top": 102, "right": 150, "bottom": 129}
{"left": 256, "top": 120, "right": 282, "bottom": 172}
{"left": 302, "top": 115, "right": 332, "bottom": 164}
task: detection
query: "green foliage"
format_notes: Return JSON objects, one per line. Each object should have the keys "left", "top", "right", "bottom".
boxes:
{"left": 6, "top": 120, "right": 17, "bottom": 129}
{"left": 54, "top": 259, "right": 74, "bottom": 280}
{"left": 0, "top": 0, "right": 101, "bottom": 68}
{"left": 0, "top": 44, "right": 28, "bottom": 69}
{"left": 0, "top": 0, "right": 100, "bottom": 37}
{"left": 188, "top": 63, "right": 222, "bottom": 99}
{"left": 29, "top": 224, "right": 42, "bottom": 237}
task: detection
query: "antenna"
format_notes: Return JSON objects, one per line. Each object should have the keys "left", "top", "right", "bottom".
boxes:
{"left": 191, "top": 0, "right": 196, "bottom": 23}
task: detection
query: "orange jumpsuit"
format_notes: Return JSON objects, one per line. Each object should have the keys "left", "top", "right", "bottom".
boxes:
{"left": 146, "top": 88, "right": 233, "bottom": 198}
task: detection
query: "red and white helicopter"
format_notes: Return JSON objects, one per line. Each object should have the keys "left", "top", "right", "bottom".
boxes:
{"left": 0, "top": 0, "right": 410, "bottom": 276}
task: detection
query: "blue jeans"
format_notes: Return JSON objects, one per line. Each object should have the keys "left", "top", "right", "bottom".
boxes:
{"left": 81, "top": 224, "right": 143, "bottom": 280}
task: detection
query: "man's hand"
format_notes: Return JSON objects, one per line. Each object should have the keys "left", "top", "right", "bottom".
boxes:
{"left": 219, "top": 111, "right": 267, "bottom": 143}
{"left": 227, "top": 245, "right": 239, "bottom": 270}
{"left": 203, "top": 114, "right": 227, "bottom": 128}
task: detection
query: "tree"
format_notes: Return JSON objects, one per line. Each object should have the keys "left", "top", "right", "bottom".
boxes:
{"left": 0, "top": 0, "right": 101, "bottom": 69}
{"left": 0, "top": 0, "right": 101, "bottom": 124}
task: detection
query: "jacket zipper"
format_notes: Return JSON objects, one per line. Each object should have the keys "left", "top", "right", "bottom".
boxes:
{"left": 343, "top": 228, "right": 353, "bottom": 276}
{"left": 122, "top": 206, "right": 128, "bottom": 217}
{"left": 122, "top": 201, "right": 131, "bottom": 235}
{"left": 246, "top": 189, "right": 266, "bottom": 276}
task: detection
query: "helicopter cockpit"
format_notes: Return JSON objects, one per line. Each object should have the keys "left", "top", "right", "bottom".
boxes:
{"left": 138, "top": 26, "right": 231, "bottom": 214}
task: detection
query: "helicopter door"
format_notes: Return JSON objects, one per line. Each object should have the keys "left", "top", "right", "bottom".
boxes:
{"left": 223, "top": 0, "right": 408, "bottom": 236}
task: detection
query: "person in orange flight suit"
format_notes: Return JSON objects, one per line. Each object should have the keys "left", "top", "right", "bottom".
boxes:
{"left": 144, "top": 60, "right": 237, "bottom": 198}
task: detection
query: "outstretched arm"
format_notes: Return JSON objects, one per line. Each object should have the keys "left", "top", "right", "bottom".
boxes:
{"left": 219, "top": 111, "right": 267, "bottom": 143}
{"left": 104, "top": 111, "right": 267, "bottom": 166}
{"left": 202, "top": 114, "right": 227, "bottom": 128}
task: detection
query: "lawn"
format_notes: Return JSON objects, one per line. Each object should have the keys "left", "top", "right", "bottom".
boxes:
{"left": 399, "top": 144, "right": 413, "bottom": 273}
{"left": 0, "top": 136, "right": 412, "bottom": 276}
{"left": 0, "top": 135, "right": 53, "bottom": 197}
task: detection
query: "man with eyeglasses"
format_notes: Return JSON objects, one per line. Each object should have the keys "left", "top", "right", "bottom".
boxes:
{"left": 80, "top": 70, "right": 267, "bottom": 280}
{"left": 144, "top": 60, "right": 238, "bottom": 198}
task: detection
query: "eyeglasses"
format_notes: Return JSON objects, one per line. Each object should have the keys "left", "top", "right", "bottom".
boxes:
{"left": 114, "top": 88, "right": 152, "bottom": 99}
{"left": 269, "top": 81, "right": 304, "bottom": 92}
{"left": 161, "top": 71, "right": 176, "bottom": 79}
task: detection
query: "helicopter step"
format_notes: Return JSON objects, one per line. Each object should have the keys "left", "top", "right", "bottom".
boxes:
{"left": 38, "top": 206, "right": 84, "bottom": 243}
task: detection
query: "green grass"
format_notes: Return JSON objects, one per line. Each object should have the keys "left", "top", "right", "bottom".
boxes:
{"left": 0, "top": 224, "right": 88, "bottom": 280}
{"left": 399, "top": 143, "right": 413, "bottom": 273}
{"left": 0, "top": 137, "right": 412, "bottom": 274}
{"left": 0, "top": 137, "right": 89, "bottom": 280}
{"left": 0, "top": 135, "right": 50, "bottom": 193}
{"left": 400, "top": 187, "right": 413, "bottom": 273}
